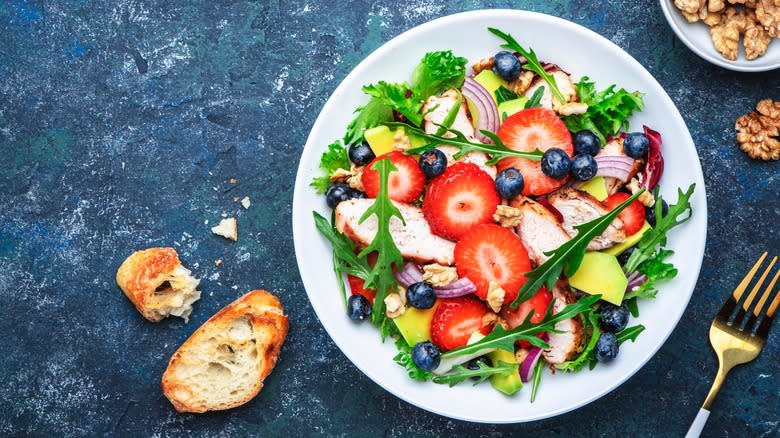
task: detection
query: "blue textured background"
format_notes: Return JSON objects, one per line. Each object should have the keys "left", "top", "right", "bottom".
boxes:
{"left": 1, "top": 0, "right": 778, "bottom": 436}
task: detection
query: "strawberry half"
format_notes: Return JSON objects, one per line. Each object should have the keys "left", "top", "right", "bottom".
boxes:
{"left": 454, "top": 224, "right": 532, "bottom": 304}
{"left": 362, "top": 151, "right": 425, "bottom": 203}
{"left": 500, "top": 286, "right": 552, "bottom": 347}
{"left": 603, "top": 192, "right": 645, "bottom": 235}
{"left": 347, "top": 275, "right": 375, "bottom": 303}
{"left": 430, "top": 295, "right": 491, "bottom": 351}
{"left": 422, "top": 162, "right": 500, "bottom": 241}
{"left": 496, "top": 107, "right": 573, "bottom": 196}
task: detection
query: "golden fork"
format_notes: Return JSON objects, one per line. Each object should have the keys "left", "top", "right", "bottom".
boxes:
{"left": 686, "top": 252, "right": 780, "bottom": 438}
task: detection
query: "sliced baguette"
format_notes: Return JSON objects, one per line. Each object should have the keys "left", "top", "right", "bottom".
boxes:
{"left": 161, "top": 290, "right": 288, "bottom": 413}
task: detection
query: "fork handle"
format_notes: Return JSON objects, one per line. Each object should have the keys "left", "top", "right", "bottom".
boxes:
{"left": 685, "top": 408, "right": 710, "bottom": 438}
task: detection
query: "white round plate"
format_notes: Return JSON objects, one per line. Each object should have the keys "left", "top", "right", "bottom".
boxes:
{"left": 293, "top": 10, "right": 708, "bottom": 423}
{"left": 659, "top": 0, "right": 780, "bottom": 72}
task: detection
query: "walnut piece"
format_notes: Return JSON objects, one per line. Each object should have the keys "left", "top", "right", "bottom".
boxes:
{"left": 493, "top": 205, "right": 524, "bottom": 227}
{"left": 392, "top": 129, "right": 412, "bottom": 151}
{"left": 676, "top": 0, "right": 705, "bottom": 14}
{"left": 487, "top": 281, "right": 505, "bottom": 313}
{"left": 422, "top": 264, "right": 458, "bottom": 287}
{"left": 675, "top": 0, "right": 726, "bottom": 22}
{"left": 507, "top": 70, "right": 535, "bottom": 96}
{"left": 557, "top": 102, "right": 589, "bottom": 116}
{"left": 329, "top": 165, "right": 364, "bottom": 191}
{"left": 626, "top": 177, "right": 656, "bottom": 207}
{"left": 472, "top": 57, "right": 494, "bottom": 75}
{"left": 710, "top": 6, "right": 773, "bottom": 60}
{"left": 384, "top": 293, "right": 406, "bottom": 318}
{"left": 743, "top": 10, "right": 772, "bottom": 59}
{"left": 736, "top": 99, "right": 780, "bottom": 160}
{"left": 756, "top": 0, "right": 780, "bottom": 37}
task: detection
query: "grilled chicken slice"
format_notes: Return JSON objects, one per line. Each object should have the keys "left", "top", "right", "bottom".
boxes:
{"left": 542, "top": 281, "right": 583, "bottom": 364}
{"left": 523, "top": 69, "right": 577, "bottom": 112}
{"left": 597, "top": 137, "right": 644, "bottom": 195}
{"left": 421, "top": 89, "right": 497, "bottom": 178}
{"left": 335, "top": 198, "right": 455, "bottom": 265}
{"left": 547, "top": 187, "right": 626, "bottom": 250}
{"left": 509, "top": 196, "right": 571, "bottom": 266}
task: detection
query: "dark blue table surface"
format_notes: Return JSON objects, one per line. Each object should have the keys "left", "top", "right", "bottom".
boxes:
{"left": 1, "top": 1, "right": 778, "bottom": 436}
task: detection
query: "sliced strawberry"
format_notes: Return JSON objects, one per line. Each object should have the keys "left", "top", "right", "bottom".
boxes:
{"left": 422, "top": 163, "right": 500, "bottom": 241}
{"left": 430, "top": 295, "right": 491, "bottom": 351}
{"left": 501, "top": 286, "right": 552, "bottom": 347}
{"left": 454, "top": 224, "right": 532, "bottom": 304}
{"left": 496, "top": 107, "right": 573, "bottom": 196}
{"left": 347, "top": 275, "right": 375, "bottom": 303}
{"left": 362, "top": 151, "right": 425, "bottom": 203}
{"left": 603, "top": 192, "right": 645, "bottom": 235}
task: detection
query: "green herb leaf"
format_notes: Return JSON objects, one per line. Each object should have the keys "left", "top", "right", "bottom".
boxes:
{"left": 410, "top": 50, "right": 468, "bottom": 102}
{"left": 511, "top": 190, "right": 645, "bottom": 307}
{"left": 363, "top": 81, "right": 423, "bottom": 126}
{"left": 525, "top": 86, "right": 545, "bottom": 109}
{"left": 432, "top": 360, "right": 518, "bottom": 387}
{"left": 561, "top": 76, "right": 644, "bottom": 145}
{"left": 488, "top": 27, "right": 566, "bottom": 104}
{"left": 313, "top": 211, "right": 372, "bottom": 281}
{"left": 495, "top": 85, "right": 519, "bottom": 105}
{"left": 624, "top": 249, "right": 678, "bottom": 301}
{"left": 389, "top": 122, "right": 543, "bottom": 164}
{"left": 309, "top": 141, "right": 351, "bottom": 194}
{"left": 393, "top": 337, "right": 433, "bottom": 381}
{"left": 623, "top": 184, "right": 695, "bottom": 273}
{"left": 441, "top": 295, "right": 601, "bottom": 359}
{"left": 434, "top": 90, "right": 463, "bottom": 136}
{"left": 556, "top": 308, "right": 601, "bottom": 373}
{"left": 343, "top": 98, "right": 394, "bottom": 146}
{"left": 530, "top": 356, "right": 545, "bottom": 402}
{"left": 357, "top": 158, "right": 406, "bottom": 326}
{"left": 617, "top": 324, "right": 645, "bottom": 344}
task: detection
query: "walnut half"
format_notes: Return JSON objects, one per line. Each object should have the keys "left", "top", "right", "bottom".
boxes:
{"left": 736, "top": 99, "right": 780, "bottom": 160}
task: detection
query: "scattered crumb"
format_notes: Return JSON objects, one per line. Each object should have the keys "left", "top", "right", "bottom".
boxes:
{"left": 229, "top": 178, "right": 237, "bottom": 184}
{"left": 231, "top": 285, "right": 238, "bottom": 290}
{"left": 215, "top": 259, "right": 222, "bottom": 266}
{"left": 233, "top": 196, "right": 240, "bottom": 202}
{"left": 240, "top": 196, "right": 251, "bottom": 209}
{"left": 211, "top": 218, "right": 237, "bottom": 241}
{"left": 221, "top": 213, "right": 227, "bottom": 218}
{"left": 204, "top": 220, "right": 209, "bottom": 225}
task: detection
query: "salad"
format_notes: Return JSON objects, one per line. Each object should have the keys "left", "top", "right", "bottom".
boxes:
{"left": 310, "top": 27, "right": 694, "bottom": 399}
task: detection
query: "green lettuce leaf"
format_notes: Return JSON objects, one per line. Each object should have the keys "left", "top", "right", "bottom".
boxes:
{"left": 309, "top": 141, "right": 350, "bottom": 194}
{"left": 562, "top": 76, "right": 644, "bottom": 144}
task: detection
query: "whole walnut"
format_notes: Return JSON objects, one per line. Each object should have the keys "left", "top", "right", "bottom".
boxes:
{"left": 736, "top": 99, "right": 780, "bottom": 161}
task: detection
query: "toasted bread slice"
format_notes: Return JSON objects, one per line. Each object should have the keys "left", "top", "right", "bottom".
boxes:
{"left": 161, "top": 290, "right": 288, "bottom": 413}
{"left": 116, "top": 247, "right": 201, "bottom": 322}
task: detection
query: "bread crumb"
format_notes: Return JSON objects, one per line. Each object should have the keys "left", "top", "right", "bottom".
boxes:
{"left": 233, "top": 196, "right": 240, "bottom": 202}
{"left": 229, "top": 178, "right": 237, "bottom": 184}
{"left": 240, "top": 196, "right": 251, "bottom": 209}
{"left": 211, "top": 218, "right": 237, "bottom": 241}
{"left": 215, "top": 259, "right": 222, "bottom": 266}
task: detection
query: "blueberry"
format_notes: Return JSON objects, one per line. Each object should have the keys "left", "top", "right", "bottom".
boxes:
{"left": 325, "top": 183, "right": 352, "bottom": 208}
{"left": 348, "top": 142, "right": 376, "bottom": 166}
{"left": 645, "top": 199, "right": 669, "bottom": 228}
{"left": 598, "top": 302, "right": 630, "bottom": 333}
{"left": 406, "top": 281, "right": 436, "bottom": 309}
{"left": 595, "top": 332, "right": 619, "bottom": 362}
{"left": 624, "top": 132, "right": 649, "bottom": 159}
{"left": 540, "top": 148, "right": 571, "bottom": 179}
{"left": 570, "top": 154, "right": 598, "bottom": 181}
{"left": 573, "top": 130, "right": 601, "bottom": 156}
{"left": 347, "top": 294, "right": 371, "bottom": 321}
{"left": 493, "top": 51, "right": 522, "bottom": 81}
{"left": 494, "top": 167, "right": 525, "bottom": 199}
{"left": 412, "top": 341, "right": 441, "bottom": 372}
{"left": 349, "top": 188, "right": 367, "bottom": 199}
{"left": 617, "top": 246, "right": 635, "bottom": 266}
{"left": 419, "top": 149, "right": 447, "bottom": 179}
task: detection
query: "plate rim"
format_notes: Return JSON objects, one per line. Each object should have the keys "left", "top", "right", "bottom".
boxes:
{"left": 292, "top": 8, "right": 708, "bottom": 423}
{"left": 658, "top": 0, "right": 780, "bottom": 72}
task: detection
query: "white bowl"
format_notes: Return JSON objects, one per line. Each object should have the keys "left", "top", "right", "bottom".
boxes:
{"left": 293, "top": 9, "right": 708, "bottom": 423}
{"left": 659, "top": 0, "right": 780, "bottom": 72}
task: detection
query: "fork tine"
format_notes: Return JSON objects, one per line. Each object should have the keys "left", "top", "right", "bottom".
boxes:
{"left": 756, "top": 287, "right": 780, "bottom": 338}
{"left": 733, "top": 252, "right": 768, "bottom": 302}
{"left": 746, "top": 267, "right": 780, "bottom": 332}
{"left": 742, "top": 256, "right": 777, "bottom": 312}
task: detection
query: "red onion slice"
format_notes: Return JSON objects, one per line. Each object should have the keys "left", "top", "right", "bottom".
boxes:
{"left": 394, "top": 262, "right": 423, "bottom": 287}
{"left": 519, "top": 332, "right": 550, "bottom": 382}
{"left": 642, "top": 125, "right": 664, "bottom": 190}
{"left": 462, "top": 78, "right": 499, "bottom": 143}
{"left": 596, "top": 166, "right": 630, "bottom": 182}
{"left": 433, "top": 277, "right": 477, "bottom": 298}
{"left": 626, "top": 271, "right": 649, "bottom": 292}
{"left": 595, "top": 155, "right": 633, "bottom": 182}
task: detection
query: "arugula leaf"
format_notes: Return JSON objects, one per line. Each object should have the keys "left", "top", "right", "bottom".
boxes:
{"left": 441, "top": 295, "right": 601, "bottom": 359}
{"left": 562, "top": 76, "right": 644, "bottom": 144}
{"left": 357, "top": 158, "right": 406, "bottom": 326}
{"left": 434, "top": 90, "right": 463, "bottom": 136}
{"left": 313, "top": 211, "right": 372, "bottom": 281}
{"left": 624, "top": 249, "right": 678, "bottom": 301}
{"left": 495, "top": 85, "right": 519, "bottom": 105}
{"left": 389, "top": 122, "right": 543, "bottom": 164}
{"left": 530, "top": 356, "right": 545, "bottom": 402}
{"left": 309, "top": 141, "right": 351, "bottom": 194}
{"left": 488, "top": 27, "right": 566, "bottom": 104}
{"left": 393, "top": 337, "right": 432, "bottom": 381}
{"left": 381, "top": 316, "right": 401, "bottom": 341}
{"left": 410, "top": 50, "right": 467, "bottom": 101}
{"left": 617, "top": 324, "right": 645, "bottom": 344}
{"left": 623, "top": 184, "right": 695, "bottom": 273}
{"left": 511, "top": 190, "right": 645, "bottom": 307}
{"left": 343, "top": 97, "right": 394, "bottom": 146}
{"left": 525, "top": 86, "right": 545, "bottom": 109}
{"left": 432, "top": 360, "right": 518, "bottom": 387}
{"left": 363, "top": 81, "right": 422, "bottom": 126}
{"left": 556, "top": 309, "right": 601, "bottom": 373}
